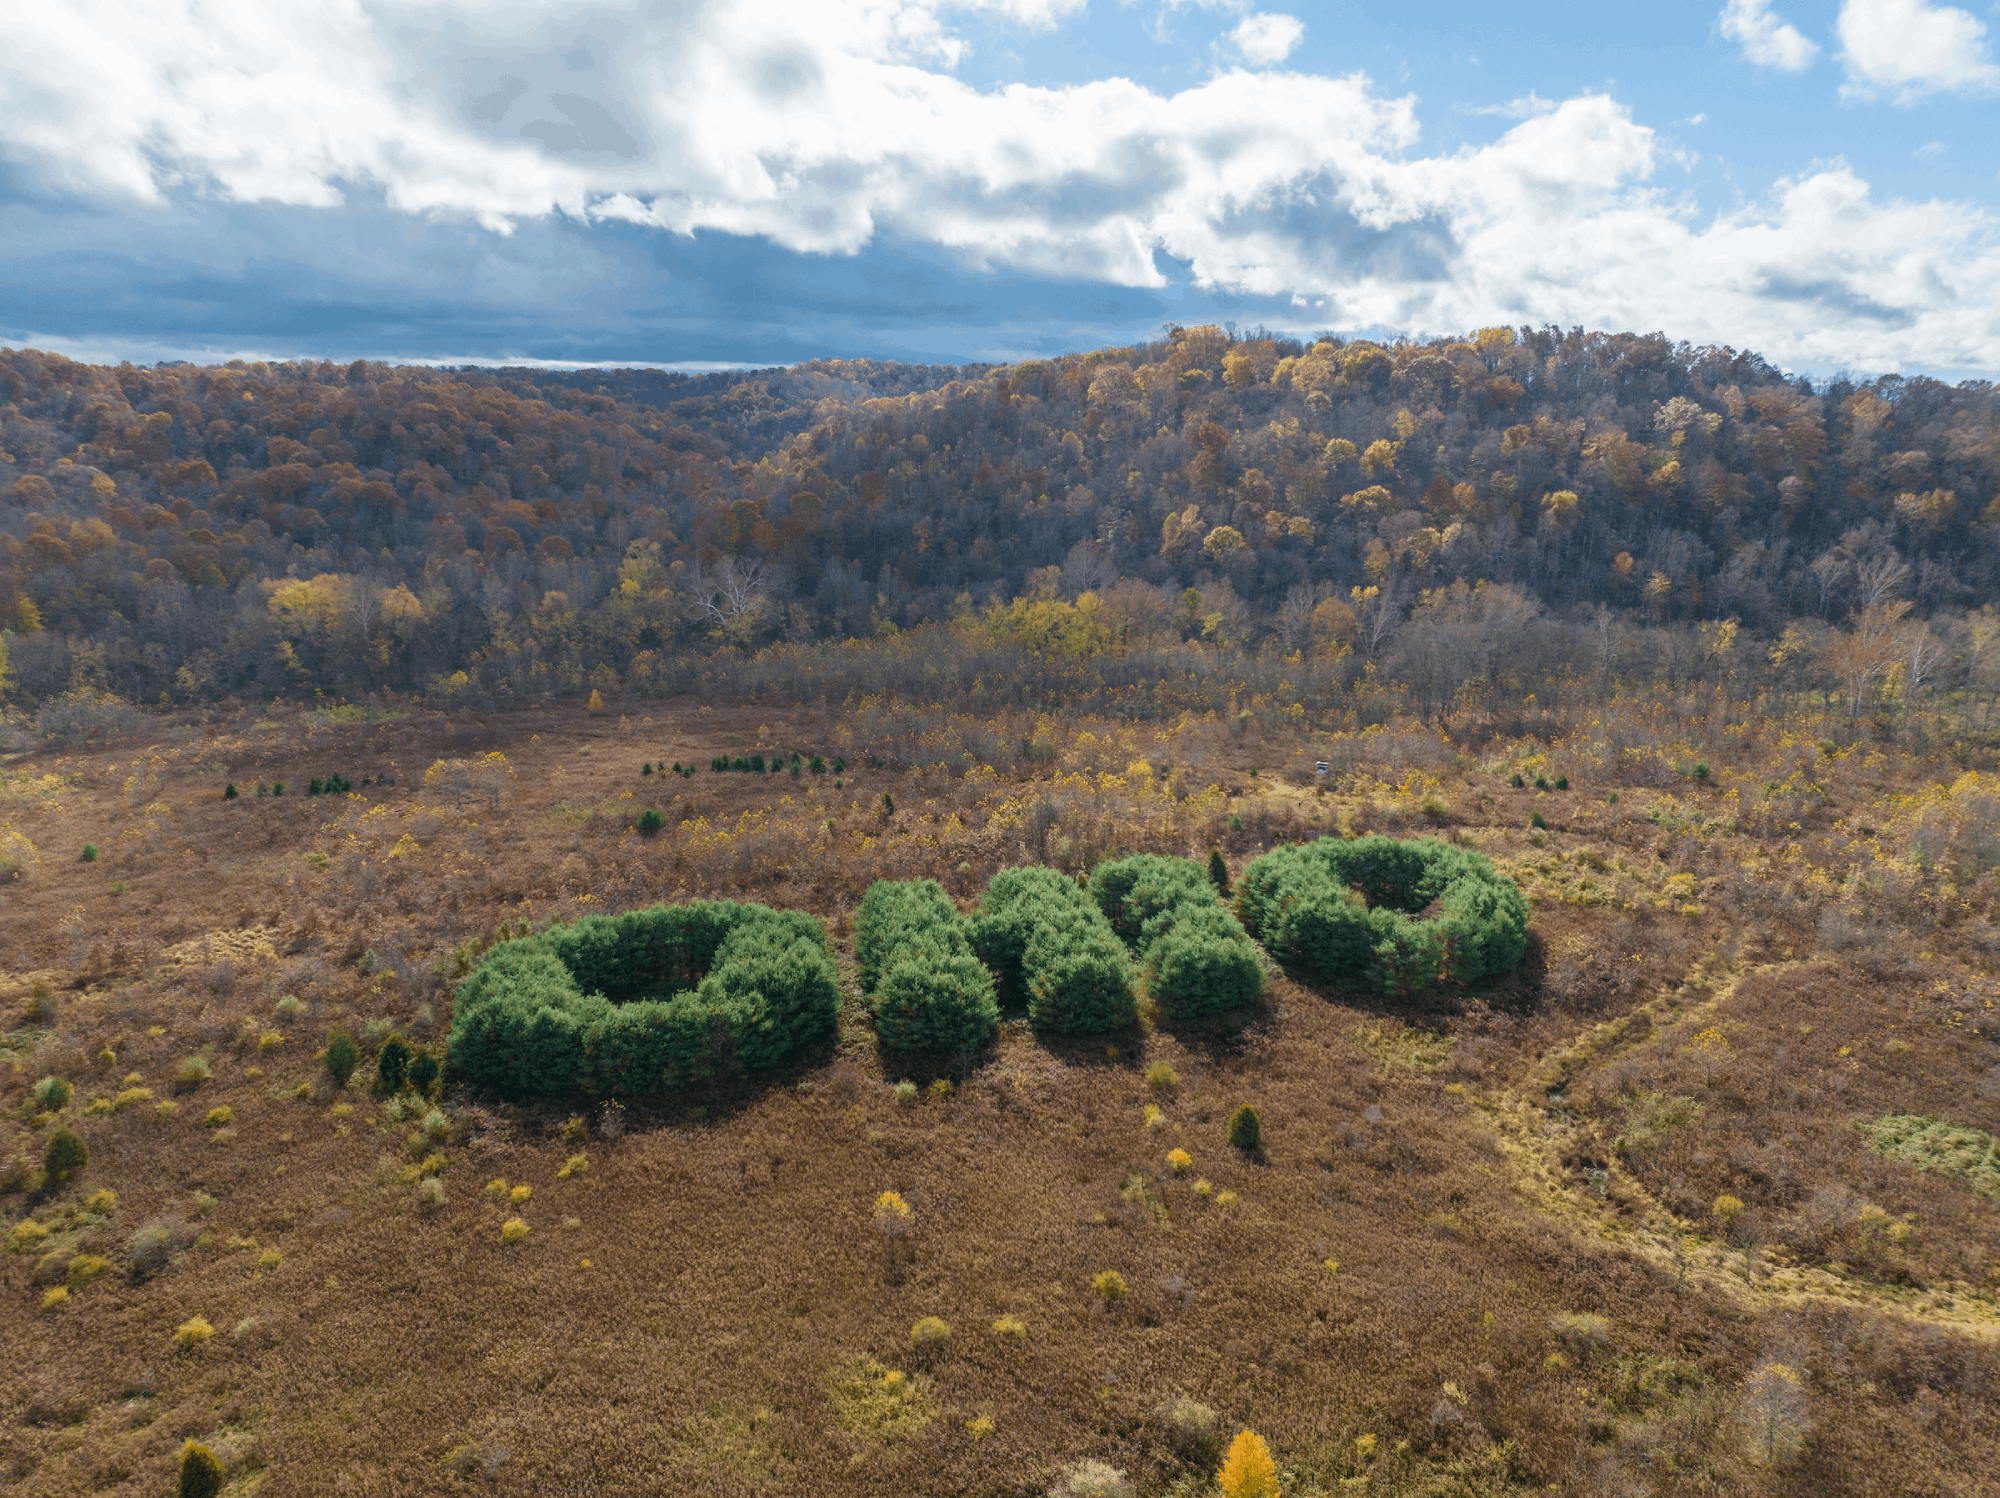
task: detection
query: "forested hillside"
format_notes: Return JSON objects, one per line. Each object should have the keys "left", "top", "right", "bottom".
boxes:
{"left": 2, "top": 327, "right": 1996, "bottom": 721}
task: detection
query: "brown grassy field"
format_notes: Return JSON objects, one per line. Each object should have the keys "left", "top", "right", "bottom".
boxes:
{"left": 3, "top": 698, "right": 1998, "bottom": 1497}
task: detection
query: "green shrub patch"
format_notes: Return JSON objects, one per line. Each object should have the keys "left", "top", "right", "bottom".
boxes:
{"left": 1859, "top": 1114, "right": 2000, "bottom": 1197}
{"left": 856, "top": 879, "right": 1000, "bottom": 1054}
{"left": 447, "top": 901, "right": 839, "bottom": 1098}
{"left": 970, "top": 866, "right": 1136, "bottom": 1035}
{"left": 1237, "top": 835, "right": 1528, "bottom": 995}
{"left": 1089, "top": 854, "right": 1263, "bottom": 1022}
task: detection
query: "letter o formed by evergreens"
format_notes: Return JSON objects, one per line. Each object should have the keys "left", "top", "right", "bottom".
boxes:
{"left": 1237, "top": 836, "right": 1528, "bottom": 995}
{"left": 447, "top": 901, "right": 839, "bottom": 1098}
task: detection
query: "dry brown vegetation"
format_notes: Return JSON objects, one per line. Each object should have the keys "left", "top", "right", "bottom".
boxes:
{"left": 3, "top": 696, "right": 1999, "bottom": 1497}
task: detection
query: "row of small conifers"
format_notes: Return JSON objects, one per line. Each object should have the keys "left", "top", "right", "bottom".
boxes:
{"left": 857, "top": 855, "right": 1266, "bottom": 1053}
{"left": 447, "top": 836, "right": 1528, "bottom": 1099}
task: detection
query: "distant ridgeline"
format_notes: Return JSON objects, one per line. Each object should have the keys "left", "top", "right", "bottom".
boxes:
{"left": 2, "top": 328, "right": 1995, "bottom": 718}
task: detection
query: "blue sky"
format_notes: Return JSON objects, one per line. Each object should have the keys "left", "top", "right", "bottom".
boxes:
{"left": 1, "top": 1, "right": 1997, "bottom": 376}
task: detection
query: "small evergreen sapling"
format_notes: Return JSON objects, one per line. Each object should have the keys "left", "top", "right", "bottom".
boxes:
{"left": 324, "top": 1026, "right": 360, "bottom": 1088}
{"left": 376, "top": 1036, "right": 412, "bottom": 1094}
{"left": 42, "top": 1127, "right": 88, "bottom": 1189}
{"left": 223, "top": 784, "right": 237, "bottom": 800}
{"left": 407, "top": 1048, "right": 441, "bottom": 1098}
{"left": 1207, "top": 847, "right": 1230, "bottom": 893}
{"left": 177, "top": 1440, "right": 226, "bottom": 1498}
{"left": 635, "top": 808, "right": 664, "bottom": 836}
{"left": 1228, "top": 1104, "right": 1261, "bottom": 1152}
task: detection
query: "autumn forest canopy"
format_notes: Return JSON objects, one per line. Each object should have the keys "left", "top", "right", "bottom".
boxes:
{"left": 2, "top": 324, "right": 1997, "bottom": 727}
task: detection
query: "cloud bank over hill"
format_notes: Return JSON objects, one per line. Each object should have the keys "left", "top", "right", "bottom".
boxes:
{"left": 1, "top": 0, "right": 1998, "bottom": 373}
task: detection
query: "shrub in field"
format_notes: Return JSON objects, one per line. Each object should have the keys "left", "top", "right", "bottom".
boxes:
{"left": 1228, "top": 1104, "right": 1261, "bottom": 1152}
{"left": 1236, "top": 835, "right": 1528, "bottom": 994}
{"left": 1152, "top": 1397, "right": 1222, "bottom": 1465}
{"left": 635, "top": 807, "right": 664, "bottom": 836}
{"left": 910, "top": 1315, "right": 951, "bottom": 1351}
{"left": 128, "top": 1220, "right": 184, "bottom": 1282}
{"left": 1090, "top": 854, "right": 1263, "bottom": 1023}
{"left": 970, "top": 866, "right": 1136, "bottom": 1034}
{"left": 857, "top": 879, "right": 1000, "bottom": 1053}
{"left": 448, "top": 900, "right": 838, "bottom": 1098}
{"left": 324, "top": 1027, "right": 360, "bottom": 1088}
{"left": 32, "top": 1075, "right": 72, "bottom": 1112}
{"left": 828, "top": 1357, "right": 937, "bottom": 1443}
{"left": 1048, "top": 1460, "right": 1135, "bottom": 1498}
{"left": 177, "top": 1440, "right": 226, "bottom": 1498}
{"left": 42, "top": 1128, "right": 88, "bottom": 1189}
{"left": 407, "top": 1047, "right": 440, "bottom": 1098}
{"left": 375, "top": 1036, "right": 412, "bottom": 1094}
{"left": 173, "top": 1315, "right": 215, "bottom": 1349}
{"left": 1552, "top": 1311, "right": 1611, "bottom": 1358}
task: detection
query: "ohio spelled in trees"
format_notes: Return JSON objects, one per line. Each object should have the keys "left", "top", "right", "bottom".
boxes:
{"left": 447, "top": 900, "right": 839, "bottom": 1098}
{"left": 1237, "top": 835, "right": 1529, "bottom": 994}
{"left": 855, "top": 879, "right": 1000, "bottom": 1054}
{"left": 969, "top": 866, "right": 1136, "bottom": 1035}
{"left": 1089, "top": 854, "right": 1263, "bottom": 1023}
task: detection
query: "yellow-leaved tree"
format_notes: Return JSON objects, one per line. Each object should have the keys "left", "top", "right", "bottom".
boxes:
{"left": 1218, "top": 1428, "right": 1278, "bottom": 1498}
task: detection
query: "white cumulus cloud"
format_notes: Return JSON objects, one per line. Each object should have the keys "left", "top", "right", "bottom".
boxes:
{"left": 1838, "top": 0, "right": 2000, "bottom": 101}
{"left": 0, "top": 0, "right": 1996, "bottom": 372}
{"left": 1718, "top": 0, "right": 1819, "bottom": 72}
{"left": 1231, "top": 12, "right": 1305, "bottom": 66}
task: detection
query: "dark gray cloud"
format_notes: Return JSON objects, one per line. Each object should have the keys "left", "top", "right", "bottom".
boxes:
{"left": 0, "top": 176, "right": 1316, "bottom": 367}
